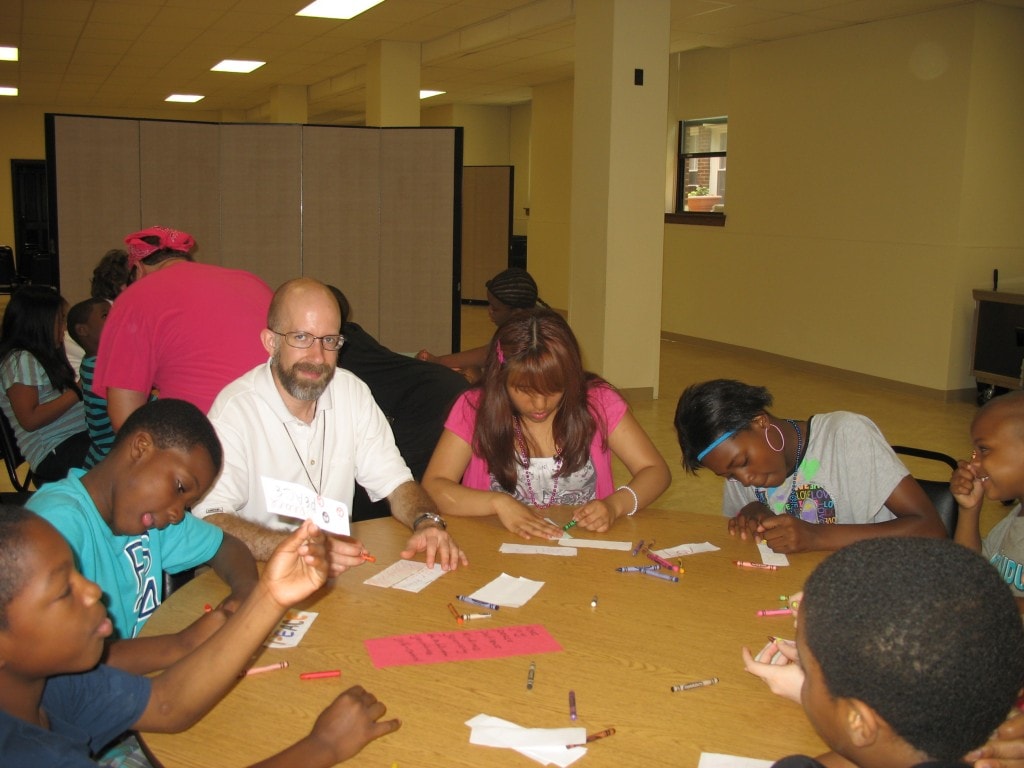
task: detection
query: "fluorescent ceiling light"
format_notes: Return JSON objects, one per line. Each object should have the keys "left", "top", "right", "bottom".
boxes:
{"left": 165, "top": 94, "right": 204, "bottom": 103}
{"left": 0, "top": 47, "right": 17, "bottom": 61}
{"left": 419, "top": 90, "right": 445, "bottom": 99}
{"left": 211, "top": 59, "right": 265, "bottom": 73}
{"left": 0, "top": 87, "right": 18, "bottom": 96}
{"left": 296, "top": 0, "right": 385, "bottom": 20}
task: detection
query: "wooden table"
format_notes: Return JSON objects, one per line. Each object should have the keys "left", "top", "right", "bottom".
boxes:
{"left": 141, "top": 509, "right": 827, "bottom": 767}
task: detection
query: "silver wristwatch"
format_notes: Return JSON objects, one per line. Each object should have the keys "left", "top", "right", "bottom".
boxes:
{"left": 411, "top": 511, "right": 447, "bottom": 531}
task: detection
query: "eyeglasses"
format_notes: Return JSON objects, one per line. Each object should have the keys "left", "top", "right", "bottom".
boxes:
{"left": 269, "top": 329, "right": 345, "bottom": 352}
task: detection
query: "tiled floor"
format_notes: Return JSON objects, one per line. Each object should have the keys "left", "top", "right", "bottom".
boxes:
{"left": 2, "top": 306, "right": 1003, "bottom": 535}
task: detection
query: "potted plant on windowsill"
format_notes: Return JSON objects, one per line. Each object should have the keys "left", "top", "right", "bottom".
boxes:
{"left": 686, "top": 185, "right": 723, "bottom": 212}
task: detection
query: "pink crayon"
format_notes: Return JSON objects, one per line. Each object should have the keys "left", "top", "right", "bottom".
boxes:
{"left": 646, "top": 551, "right": 680, "bottom": 572}
{"left": 756, "top": 608, "right": 795, "bottom": 617}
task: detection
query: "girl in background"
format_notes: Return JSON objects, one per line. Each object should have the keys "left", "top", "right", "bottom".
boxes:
{"left": 424, "top": 308, "right": 670, "bottom": 538}
{"left": 674, "top": 378, "right": 945, "bottom": 553}
{"left": 0, "top": 286, "right": 88, "bottom": 484}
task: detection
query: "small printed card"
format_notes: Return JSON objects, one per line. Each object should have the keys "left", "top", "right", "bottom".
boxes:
{"left": 758, "top": 540, "right": 790, "bottom": 566}
{"left": 363, "top": 560, "right": 446, "bottom": 593}
{"left": 472, "top": 573, "right": 545, "bottom": 608}
{"left": 264, "top": 609, "right": 318, "bottom": 648}
{"left": 260, "top": 476, "right": 350, "bottom": 535}
{"left": 558, "top": 538, "right": 632, "bottom": 551}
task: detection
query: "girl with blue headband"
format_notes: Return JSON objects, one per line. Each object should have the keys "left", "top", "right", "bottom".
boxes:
{"left": 674, "top": 379, "right": 945, "bottom": 553}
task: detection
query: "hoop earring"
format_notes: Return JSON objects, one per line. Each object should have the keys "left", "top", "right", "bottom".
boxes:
{"left": 764, "top": 423, "right": 785, "bottom": 453}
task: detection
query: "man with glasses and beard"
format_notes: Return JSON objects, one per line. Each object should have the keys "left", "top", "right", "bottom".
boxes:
{"left": 192, "top": 278, "right": 467, "bottom": 575}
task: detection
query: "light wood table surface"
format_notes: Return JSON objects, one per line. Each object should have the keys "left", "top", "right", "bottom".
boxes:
{"left": 141, "top": 509, "right": 827, "bottom": 767}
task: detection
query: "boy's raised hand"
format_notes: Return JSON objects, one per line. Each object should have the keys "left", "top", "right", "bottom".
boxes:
{"left": 951, "top": 459, "right": 985, "bottom": 511}
{"left": 262, "top": 519, "right": 329, "bottom": 608}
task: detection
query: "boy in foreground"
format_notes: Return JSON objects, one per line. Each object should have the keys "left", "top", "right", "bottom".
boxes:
{"left": 0, "top": 506, "right": 400, "bottom": 766}
{"left": 774, "top": 536, "right": 1024, "bottom": 768}
{"left": 26, "top": 398, "right": 259, "bottom": 673}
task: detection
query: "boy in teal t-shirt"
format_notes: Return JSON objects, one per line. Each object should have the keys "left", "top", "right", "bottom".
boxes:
{"left": 27, "top": 398, "right": 258, "bottom": 674}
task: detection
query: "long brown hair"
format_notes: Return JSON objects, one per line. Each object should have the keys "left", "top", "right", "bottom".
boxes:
{"left": 473, "top": 308, "right": 608, "bottom": 491}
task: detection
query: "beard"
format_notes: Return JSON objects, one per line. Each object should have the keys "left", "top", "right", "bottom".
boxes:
{"left": 272, "top": 350, "right": 335, "bottom": 401}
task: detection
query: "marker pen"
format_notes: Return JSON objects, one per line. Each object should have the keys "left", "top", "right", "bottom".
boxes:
{"left": 733, "top": 560, "right": 778, "bottom": 571}
{"left": 457, "top": 595, "right": 500, "bottom": 610}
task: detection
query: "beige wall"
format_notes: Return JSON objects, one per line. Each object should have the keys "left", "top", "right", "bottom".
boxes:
{"left": 526, "top": 78, "right": 574, "bottom": 311}
{"left": 662, "top": 2, "right": 1024, "bottom": 393}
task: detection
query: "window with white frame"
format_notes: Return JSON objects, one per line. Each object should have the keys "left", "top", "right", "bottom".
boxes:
{"left": 677, "top": 117, "right": 727, "bottom": 214}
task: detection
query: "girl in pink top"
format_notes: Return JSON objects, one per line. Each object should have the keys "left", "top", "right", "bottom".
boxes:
{"left": 423, "top": 309, "right": 669, "bottom": 539}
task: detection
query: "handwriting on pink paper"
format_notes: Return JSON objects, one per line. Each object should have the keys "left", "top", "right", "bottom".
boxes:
{"left": 364, "top": 624, "right": 562, "bottom": 668}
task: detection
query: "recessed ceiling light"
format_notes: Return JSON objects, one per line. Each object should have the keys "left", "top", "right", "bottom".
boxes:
{"left": 0, "top": 47, "right": 17, "bottom": 62}
{"left": 419, "top": 90, "right": 445, "bottom": 99}
{"left": 211, "top": 59, "right": 265, "bottom": 73}
{"left": 296, "top": 0, "right": 385, "bottom": 20}
{"left": 165, "top": 94, "right": 204, "bottom": 103}
{"left": 0, "top": 86, "right": 18, "bottom": 96}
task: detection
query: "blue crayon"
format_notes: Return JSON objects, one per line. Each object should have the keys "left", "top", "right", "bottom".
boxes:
{"left": 642, "top": 569, "right": 679, "bottom": 583}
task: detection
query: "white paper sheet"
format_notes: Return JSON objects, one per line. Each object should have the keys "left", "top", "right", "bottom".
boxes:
{"left": 558, "top": 538, "right": 632, "bottom": 551}
{"left": 471, "top": 573, "right": 545, "bottom": 608}
{"left": 653, "top": 541, "right": 720, "bottom": 557}
{"left": 260, "top": 476, "right": 350, "bottom": 535}
{"left": 362, "top": 560, "right": 445, "bottom": 592}
{"left": 466, "top": 714, "right": 588, "bottom": 767}
{"left": 758, "top": 540, "right": 790, "bottom": 566}
{"left": 501, "top": 543, "right": 577, "bottom": 556}
{"left": 698, "top": 752, "right": 774, "bottom": 768}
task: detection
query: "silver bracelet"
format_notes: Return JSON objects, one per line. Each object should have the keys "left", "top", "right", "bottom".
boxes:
{"left": 616, "top": 484, "right": 639, "bottom": 516}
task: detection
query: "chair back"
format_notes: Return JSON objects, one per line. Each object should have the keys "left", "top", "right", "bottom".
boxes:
{"left": 891, "top": 445, "right": 958, "bottom": 537}
{"left": 0, "top": 408, "right": 35, "bottom": 493}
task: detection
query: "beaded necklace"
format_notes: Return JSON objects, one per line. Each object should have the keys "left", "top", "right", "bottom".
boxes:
{"left": 780, "top": 419, "right": 804, "bottom": 515}
{"left": 512, "top": 416, "right": 563, "bottom": 509}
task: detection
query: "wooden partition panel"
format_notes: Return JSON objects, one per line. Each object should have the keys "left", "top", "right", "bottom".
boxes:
{"left": 302, "top": 126, "right": 382, "bottom": 337}
{"left": 47, "top": 115, "right": 459, "bottom": 354}
{"left": 50, "top": 115, "right": 142, "bottom": 301}
{"left": 219, "top": 124, "right": 303, "bottom": 289}
{"left": 378, "top": 128, "right": 457, "bottom": 354}
{"left": 139, "top": 121, "right": 221, "bottom": 265}
{"left": 461, "top": 166, "right": 512, "bottom": 302}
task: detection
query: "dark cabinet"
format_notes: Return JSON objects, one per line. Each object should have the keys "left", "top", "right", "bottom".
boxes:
{"left": 972, "top": 290, "right": 1024, "bottom": 391}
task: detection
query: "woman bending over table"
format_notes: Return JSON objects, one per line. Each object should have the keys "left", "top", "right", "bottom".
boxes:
{"left": 423, "top": 309, "right": 670, "bottom": 539}
{"left": 674, "top": 378, "right": 945, "bottom": 553}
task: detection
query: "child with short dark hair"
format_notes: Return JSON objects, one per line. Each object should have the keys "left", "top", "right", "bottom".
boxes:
{"left": 775, "top": 536, "right": 1024, "bottom": 768}
{"left": 67, "top": 297, "right": 112, "bottom": 468}
{"left": 0, "top": 506, "right": 400, "bottom": 767}
{"left": 26, "top": 398, "right": 259, "bottom": 674}
{"left": 951, "top": 390, "right": 1024, "bottom": 611}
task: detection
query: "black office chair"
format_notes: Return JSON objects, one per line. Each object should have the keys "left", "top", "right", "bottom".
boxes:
{"left": 891, "top": 445, "right": 958, "bottom": 537}
{"left": 0, "top": 408, "right": 35, "bottom": 495}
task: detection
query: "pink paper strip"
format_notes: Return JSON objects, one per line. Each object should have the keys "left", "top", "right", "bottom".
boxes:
{"left": 364, "top": 624, "right": 562, "bottom": 668}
